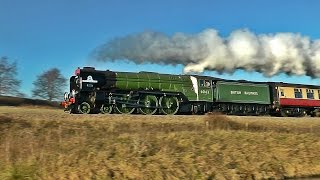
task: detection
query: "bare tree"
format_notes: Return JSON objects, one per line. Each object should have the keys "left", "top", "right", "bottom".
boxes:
{"left": 0, "top": 57, "right": 21, "bottom": 96}
{"left": 32, "top": 68, "right": 67, "bottom": 101}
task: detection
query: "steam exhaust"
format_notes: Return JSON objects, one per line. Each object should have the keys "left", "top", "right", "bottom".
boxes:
{"left": 93, "top": 28, "right": 320, "bottom": 77}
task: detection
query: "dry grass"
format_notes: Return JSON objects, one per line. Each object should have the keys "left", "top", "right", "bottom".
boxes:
{"left": 1, "top": 106, "right": 320, "bottom": 179}
{"left": 205, "top": 113, "right": 320, "bottom": 134}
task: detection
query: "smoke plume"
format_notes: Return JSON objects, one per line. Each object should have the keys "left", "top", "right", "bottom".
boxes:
{"left": 93, "top": 29, "right": 320, "bottom": 77}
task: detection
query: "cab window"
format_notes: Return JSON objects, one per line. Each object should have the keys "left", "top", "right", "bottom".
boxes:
{"left": 199, "top": 80, "right": 204, "bottom": 87}
{"left": 306, "top": 89, "right": 314, "bottom": 99}
{"left": 212, "top": 81, "right": 216, "bottom": 88}
{"left": 199, "top": 79, "right": 211, "bottom": 88}
{"left": 204, "top": 80, "right": 211, "bottom": 88}
{"left": 294, "top": 88, "right": 303, "bottom": 98}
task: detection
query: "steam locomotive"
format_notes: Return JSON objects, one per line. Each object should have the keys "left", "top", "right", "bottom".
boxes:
{"left": 61, "top": 67, "right": 320, "bottom": 116}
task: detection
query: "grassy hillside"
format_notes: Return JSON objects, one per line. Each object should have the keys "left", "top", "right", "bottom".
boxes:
{"left": 1, "top": 106, "right": 320, "bottom": 179}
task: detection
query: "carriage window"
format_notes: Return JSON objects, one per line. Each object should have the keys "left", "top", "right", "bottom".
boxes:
{"left": 199, "top": 80, "right": 204, "bottom": 87}
{"left": 318, "top": 90, "right": 320, "bottom": 99}
{"left": 280, "top": 89, "right": 285, "bottom": 97}
{"left": 294, "top": 88, "right": 303, "bottom": 98}
{"left": 307, "top": 89, "right": 314, "bottom": 99}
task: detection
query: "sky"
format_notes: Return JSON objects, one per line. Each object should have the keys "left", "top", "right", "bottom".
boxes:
{"left": 1, "top": 0, "right": 320, "bottom": 97}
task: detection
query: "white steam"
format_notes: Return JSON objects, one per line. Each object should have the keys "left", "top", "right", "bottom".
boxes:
{"left": 94, "top": 28, "right": 320, "bottom": 77}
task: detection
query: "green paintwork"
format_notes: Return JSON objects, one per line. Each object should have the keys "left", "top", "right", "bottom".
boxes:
{"left": 215, "top": 81, "right": 271, "bottom": 104}
{"left": 197, "top": 79, "right": 214, "bottom": 101}
{"left": 115, "top": 72, "right": 197, "bottom": 100}
{"left": 114, "top": 72, "right": 271, "bottom": 104}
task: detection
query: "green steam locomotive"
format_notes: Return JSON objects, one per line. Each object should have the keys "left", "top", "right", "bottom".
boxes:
{"left": 61, "top": 67, "right": 320, "bottom": 116}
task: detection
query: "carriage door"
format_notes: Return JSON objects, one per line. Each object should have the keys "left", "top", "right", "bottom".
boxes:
{"left": 198, "top": 79, "right": 213, "bottom": 101}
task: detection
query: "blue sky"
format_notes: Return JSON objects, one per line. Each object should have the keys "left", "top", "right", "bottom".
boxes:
{"left": 1, "top": 0, "right": 320, "bottom": 97}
